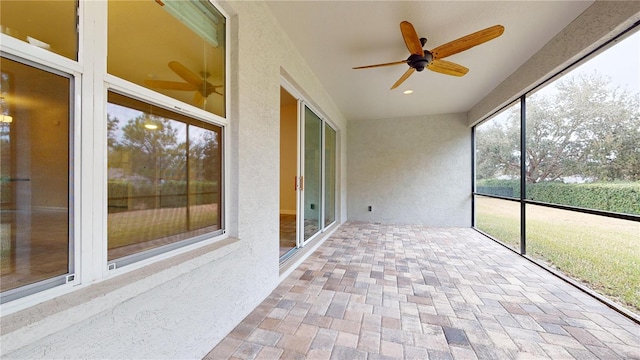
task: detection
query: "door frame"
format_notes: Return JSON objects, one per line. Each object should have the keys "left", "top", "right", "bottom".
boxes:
{"left": 280, "top": 77, "right": 337, "bottom": 255}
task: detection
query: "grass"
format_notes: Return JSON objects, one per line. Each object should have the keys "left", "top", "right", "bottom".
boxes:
{"left": 476, "top": 196, "right": 640, "bottom": 315}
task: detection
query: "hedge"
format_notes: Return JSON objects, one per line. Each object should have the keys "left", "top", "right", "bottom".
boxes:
{"left": 476, "top": 179, "right": 521, "bottom": 198}
{"left": 477, "top": 179, "right": 639, "bottom": 215}
{"left": 108, "top": 180, "right": 219, "bottom": 212}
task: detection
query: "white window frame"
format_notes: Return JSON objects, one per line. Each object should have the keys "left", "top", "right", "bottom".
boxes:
{"left": 0, "top": 0, "right": 84, "bottom": 306}
{"left": 0, "top": 0, "right": 231, "bottom": 312}
{"left": 98, "top": 0, "right": 230, "bottom": 278}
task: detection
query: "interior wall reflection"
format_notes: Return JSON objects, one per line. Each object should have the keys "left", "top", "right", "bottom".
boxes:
{"left": 0, "top": 0, "right": 78, "bottom": 60}
{"left": 279, "top": 89, "right": 298, "bottom": 258}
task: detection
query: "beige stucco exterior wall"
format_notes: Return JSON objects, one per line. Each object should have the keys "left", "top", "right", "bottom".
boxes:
{"left": 347, "top": 113, "right": 471, "bottom": 227}
{"left": 0, "top": 1, "right": 347, "bottom": 358}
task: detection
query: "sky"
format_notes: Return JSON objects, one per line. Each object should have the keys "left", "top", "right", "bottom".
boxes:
{"left": 483, "top": 29, "right": 639, "bottom": 127}
{"left": 574, "top": 30, "right": 640, "bottom": 93}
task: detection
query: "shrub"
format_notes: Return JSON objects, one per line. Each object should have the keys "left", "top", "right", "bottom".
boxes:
{"left": 108, "top": 180, "right": 219, "bottom": 211}
{"left": 476, "top": 179, "right": 521, "bottom": 198}
{"left": 477, "top": 179, "right": 640, "bottom": 215}
{"left": 527, "top": 182, "right": 639, "bottom": 215}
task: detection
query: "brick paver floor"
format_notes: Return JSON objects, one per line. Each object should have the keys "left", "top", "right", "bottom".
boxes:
{"left": 205, "top": 222, "right": 640, "bottom": 359}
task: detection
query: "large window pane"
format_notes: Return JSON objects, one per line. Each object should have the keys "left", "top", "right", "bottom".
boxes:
{"left": 526, "top": 204, "right": 640, "bottom": 314}
{"left": 1, "top": 57, "right": 71, "bottom": 293}
{"left": 474, "top": 195, "right": 520, "bottom": 251}
{"left": 475, "top": 101, "right": 521, "bottom": 198}
{"left": 107, "top": 92, "right": 222, "bottom": 261}
{"left": 0, "top": 0, "right": 78, "bottom": 60}
{"left": 188, "top": 126, "right": 222, "bottom": 230}
{"left": 324, "top": 124, "right": 336, "bottom": 227}
{"left": 108, "top": 0, "right": 226, "bottom": 117}
{"left": 303, "top": 106, "right": 322, "bottom": 241}
{"left": 525, "top": 31, "right": 640, "bottom": 215}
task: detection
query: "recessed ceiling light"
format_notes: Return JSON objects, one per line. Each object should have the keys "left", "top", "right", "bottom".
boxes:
{"left": 403, "top": 90, "right": 413, "bottom": 95}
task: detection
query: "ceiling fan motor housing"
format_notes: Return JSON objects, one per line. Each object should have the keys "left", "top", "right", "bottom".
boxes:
{"left": 407, "top": 52, "right": 433, "bottom": 72}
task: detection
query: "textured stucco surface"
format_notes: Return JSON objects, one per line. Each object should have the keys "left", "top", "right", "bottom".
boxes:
{"left": 1, "top": 1, "right": 347, "bottom": 358}
{"left": 468, "top": 1, "right": 640, "bottom": 125}
{"left": 347, "top": 113, "right": 471, "bottom": 226}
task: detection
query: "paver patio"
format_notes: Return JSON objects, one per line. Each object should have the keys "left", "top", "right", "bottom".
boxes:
{"left": 205, "top": 222, "right": 640, "bottom": 359}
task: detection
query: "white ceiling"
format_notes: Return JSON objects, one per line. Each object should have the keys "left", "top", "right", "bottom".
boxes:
{"left": 267, "top": 1, "right": 594, "bottom": 121}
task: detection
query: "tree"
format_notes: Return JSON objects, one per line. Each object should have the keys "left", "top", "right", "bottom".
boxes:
{"left": 477, "top": 72, "right": 640, "bottom": 183}
{"left": 475, "top": 117, "right": 520, "bottom": 180}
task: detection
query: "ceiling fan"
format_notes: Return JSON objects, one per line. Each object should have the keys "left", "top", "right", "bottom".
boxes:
{"left": 145, "top": 61, "right": 223, "bottom": 106}
{"left": 353, "top": 21, "right": 504, "bottom": 90}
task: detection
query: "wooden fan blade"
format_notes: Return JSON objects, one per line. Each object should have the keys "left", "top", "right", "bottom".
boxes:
{"left": 205, "top": 82, "right": 223, "bottom": 96}
{"left": 390, "top": 67, "right": 416, "bottom": 90}
{"left": 168, "top": 61, "right": 203, "bottom": 86}
{"left": 431, "top": 25, "right": 504, "bottom": 60}
{"left": 194, "top": 92, "right": 204, "bottom": 107}
{"left": 400, "top": 21, "right": 424, "bottom": 56}
{"left": 427, "top": 59, "right": 469, "bottom": 77}
{"left": 144, "top": 79, "right": 197, "bottom": 91}
{"left": 353, "top": 60, "right": 408, "bottom": 69}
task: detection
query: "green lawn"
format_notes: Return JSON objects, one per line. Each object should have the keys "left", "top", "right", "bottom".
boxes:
{"left": 476, "top": 196, "right": 640, "bottom": 315}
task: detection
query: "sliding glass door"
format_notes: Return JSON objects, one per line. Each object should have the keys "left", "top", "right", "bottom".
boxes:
{"left": 279, "top": 87, "right": 337, "bottom": 262}
{"left": 301, "top": 105, "right": 322, "bottom": 244}
{"left": 324, "top": 124, "right": 336, "bottom": 227}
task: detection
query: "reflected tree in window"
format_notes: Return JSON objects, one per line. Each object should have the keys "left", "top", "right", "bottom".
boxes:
{"left": 116, "top": 114, "right": 184, "bottom": 185}
{"left": 107, "top": 93, "right": 222, "bottom": 261}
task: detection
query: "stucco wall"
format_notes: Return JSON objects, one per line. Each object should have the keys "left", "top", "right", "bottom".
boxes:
{"left": 1, "top": 1, "right": 347, "bottom": 358}
{"left": 347, "top": 113, "right": 471, "bottom": 227}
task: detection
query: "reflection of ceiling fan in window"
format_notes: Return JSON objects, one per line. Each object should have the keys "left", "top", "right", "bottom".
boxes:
{"left": 145, "top": 61, "right": 222, "bottom": 106}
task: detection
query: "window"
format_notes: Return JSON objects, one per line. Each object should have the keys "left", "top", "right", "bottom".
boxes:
{"left": 0, "top": 1, "right": 78, "bottom": 60}
{"left": 106, "top": 0, "right": 227, "bottom": 266}
{"left": 108, "top": 0, "right": 226, "bottom": 117}
{"left": 324, "top": 124, "right": 336, "bottom": 227}
{"left": 0, "top": 0, "right": 228, "bottom": 304}
{"left": 107, "top": 92, "right": 222, "bottom": 265}
{"left": 473, "top": 28, "right": 640, "bottom": 316}
{"left": 0, "top": 56, "right": 73, "bottom": 302}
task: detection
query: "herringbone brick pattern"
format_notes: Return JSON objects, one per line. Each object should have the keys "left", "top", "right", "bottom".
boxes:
{"left": 205, "top": 222, "right": 640, "bottom": 359}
